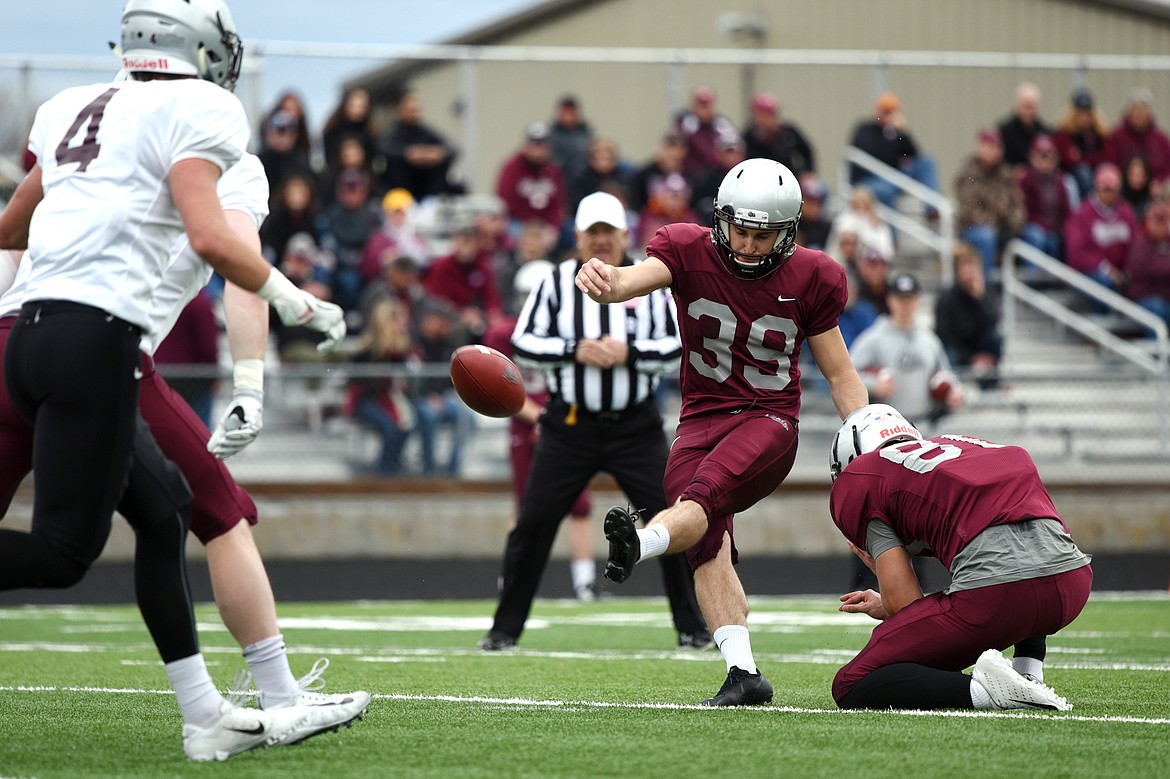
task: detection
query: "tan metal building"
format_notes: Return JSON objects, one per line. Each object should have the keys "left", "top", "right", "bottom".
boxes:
{"left": 350, "top": 0, "right": 1170, "bottom": 201}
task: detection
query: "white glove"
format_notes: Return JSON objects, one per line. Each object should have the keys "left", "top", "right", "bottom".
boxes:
{"left": 256, "top": 268, "right": 347, "bottom": 352}
{"left": 207, "top": 359, "right": 265, "bottom": 459}
{"left": 208, "top": 388, "right": 264, "bottom": 459}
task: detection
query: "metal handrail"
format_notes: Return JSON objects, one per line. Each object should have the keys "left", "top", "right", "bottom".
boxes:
{"left": 835, "top": 146, "right": 954, "bottom": 286}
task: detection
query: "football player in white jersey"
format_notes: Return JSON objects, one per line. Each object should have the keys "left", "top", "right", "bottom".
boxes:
{"left": 0, "top": 152, "right": 369, "bottom": 748}
{"left": 0, "top": 0, "right": 346, "bottom": 762}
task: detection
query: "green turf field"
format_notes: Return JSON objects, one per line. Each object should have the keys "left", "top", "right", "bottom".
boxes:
{"left": 0, "top": 592, "right": 1167, "bottom": 778}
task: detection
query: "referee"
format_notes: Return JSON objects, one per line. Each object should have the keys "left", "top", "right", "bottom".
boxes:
{"left": 478, "top": 192, "right": 709, "bottom": 651}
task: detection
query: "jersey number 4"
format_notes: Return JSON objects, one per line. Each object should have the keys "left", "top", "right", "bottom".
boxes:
{"left": 685, "top": 298, "right": 797, "bottom": 391}
{"left": 55, "top": 88, "right": 118, "bottom": 173}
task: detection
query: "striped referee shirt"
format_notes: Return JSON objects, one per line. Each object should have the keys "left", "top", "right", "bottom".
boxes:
{"left": 511, "top": 257, "right": 682, "bottom": 413}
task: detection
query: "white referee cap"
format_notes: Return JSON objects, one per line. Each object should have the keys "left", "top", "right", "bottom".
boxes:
{"left": 575, "top": 192, "right": 628, "bottom": 232}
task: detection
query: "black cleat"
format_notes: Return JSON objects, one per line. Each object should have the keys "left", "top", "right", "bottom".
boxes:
{"left": 678, "top": 629, "right": 715, "bottom": 650}
{"left": 701, "top": 666, "right": 774, "bottom": 707}
{"left": 603, "top": 506, "right": 640, "bottom": 583}
{"left": 476, "top": 631, "right": 517, "bottom": 651}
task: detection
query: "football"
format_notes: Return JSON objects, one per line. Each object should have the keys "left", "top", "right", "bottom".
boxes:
{"left": 449, "top": 345, "right": 526, "bottom": 418}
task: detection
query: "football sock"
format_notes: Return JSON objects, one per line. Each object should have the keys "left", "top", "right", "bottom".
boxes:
{"left": 713, "top": 625, "right": 757, "bottom": 674}
{"left": 1013, "top": 656, "right": 1044, "bottom": 682}
{"left": 166, "top": 653, "right": 226, "bottom": 726}
{"left": 244, "top": 634, "right": 299, "bottom": 706}
{"left": 571, "top": 559, "right": 596, "bottom": 591}
{"left": 637, "top": 524, "right": 670, "bottom": 559}
{"left": 970, "top": 678, "right": 994, "bottom": 709}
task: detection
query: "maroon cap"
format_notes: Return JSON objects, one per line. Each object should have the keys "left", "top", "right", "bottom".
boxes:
{"left": 1030, "top": 134, "right": 1057, "bottom": 155}
{"left": 751, "top": 92, "right": 778, "bottom": 113}
{"left": 978, "top": 127, "right": 1002, "bottom": 145}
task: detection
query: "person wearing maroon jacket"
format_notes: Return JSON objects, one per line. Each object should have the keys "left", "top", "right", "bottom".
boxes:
{"left": 1108, "top": 88, "right": 1170, "bottom": 188}
{"left": 826, "top": 404, "right": 1092, "bottom": 711}
{"left": 423, "top": 224, "right": 503, "bottom": 340}
{"left": 576, "top": 159, "right": 869, "bottom": 706}
{"left": 495, "top": 121, "right": 567, "bottom": 236}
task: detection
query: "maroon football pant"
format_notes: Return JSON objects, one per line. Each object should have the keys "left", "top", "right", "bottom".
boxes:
{"left": 664, "top": 409, "right": 799, "bottom": 570}
{"left": 832, "top": 564, "right": 1094, "bottom": 704}
{"left": 0, "top": 316, "right": 255, "bottom": 544}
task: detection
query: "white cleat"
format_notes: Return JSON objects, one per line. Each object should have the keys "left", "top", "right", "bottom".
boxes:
{"left": 263, "top": 658, "right": 371, "bottom": 746}
{"left": 973, "top": 649, "right": 1071, "bottom": 711}
{"left": 183, "top": 700, "right": 311, "bottom": 762}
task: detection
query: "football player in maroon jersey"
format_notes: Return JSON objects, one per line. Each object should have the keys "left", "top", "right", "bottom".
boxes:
{"left": 576, "top": 158, "right": 868, "bottom": 706}
{"left": 827, "top": 404, "right": 1092, "bottom": 711}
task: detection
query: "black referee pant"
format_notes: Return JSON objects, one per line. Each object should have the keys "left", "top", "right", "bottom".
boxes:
{"left": 491, "top": 400, "right": 705, "bottom": 641}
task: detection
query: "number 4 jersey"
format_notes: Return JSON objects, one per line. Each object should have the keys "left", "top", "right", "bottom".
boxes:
{"left": 829, "top": 435, "right": 1088, "bottom": 587}
{"left": 647, "top": 222, "right": 846, "bottom": 422}
{"left": 23, "top": 78, "right": 249, "bottom": 333}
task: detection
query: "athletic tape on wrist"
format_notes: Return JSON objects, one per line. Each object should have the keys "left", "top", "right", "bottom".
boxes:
{"left": 233, "top": 358, "right": 265, "bottom": 392}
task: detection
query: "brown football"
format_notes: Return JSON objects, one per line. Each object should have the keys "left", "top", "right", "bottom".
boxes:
{"left": 449, "top": 345, "right": 526, "bottom": 418}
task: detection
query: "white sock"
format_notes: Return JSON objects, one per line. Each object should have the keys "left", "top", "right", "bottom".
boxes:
{"left": 570, "top": 559, "right": 595, "bottom": 590}
{"left": 165, "top": 653, "right": 226, "bottom": 727}
{"left": 970, "top": 678, "right": 993, "bottom": 709}
{"left": 244, "top": 634, "right": 299, "bottom": 706}
{"left": 1013, "top": 656, "right": 1044, "bottom": 682}
{"left": 712, "top": 625, "right": 757, "bottom": 674}
{"left": 637, "top": 524, "right": 670, "bottom": 560}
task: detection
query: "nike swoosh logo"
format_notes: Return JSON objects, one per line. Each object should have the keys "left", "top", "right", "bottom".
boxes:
{"left": 227, "top": 724, "right": 266, "bottom": 736}
{"left": 133, "top": 367, "right": 143, "bottom": 380}
{"left": 777, "top": 296, "right": 797, "bottom": 302}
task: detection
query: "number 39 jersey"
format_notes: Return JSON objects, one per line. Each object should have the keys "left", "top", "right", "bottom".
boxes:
{"left": 829, "top": 435, "right": 1065, "bottom": 569}
{"left": 648, "top": 222, "right": 846, "bottom": 421}
{"left": 23, "top": 78, "right": 249, "bottom": 333}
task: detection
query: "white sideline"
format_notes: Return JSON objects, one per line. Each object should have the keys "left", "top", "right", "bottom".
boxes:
{"left": 0, "top": 684, "right": 1167, "bottom": 726}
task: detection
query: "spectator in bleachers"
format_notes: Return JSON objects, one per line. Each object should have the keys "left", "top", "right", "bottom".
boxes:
{"left": 1123, "top": 199, "right": 1170, "bottom": 329}
{"left": 496, "top": 220, "right": 557, "bottom": 315}
{"left": 675, "top": 86, "right": 739, "bottom": 177}
{"left": 361, "top": 188, "right": 433, "bottom": 287}
{"left": 318, "top": 169, "right": 381, "bottom": 313}
{"left": 1054, "top": 87, "right": 1112, "bottom": 200}
{"left": 955, "top": 127, "right": 1027, "bottom": 279}
{"left": 260, "top": 90, "right": 314, "bottom": 161}
{"left": 346, "top": 296, "right": 417, "bottom": 475}
{"left": 271, "top": 233, "right": 336, "bottom": 364}
{"left": 411, "top": 299, "right": 475, "bottom": 477}
{"left": 1063, "top": 162, "right": 1137, "bottom": 293}
{"left": 935, "top": 241, "right": 1002, "bottom": 390}
{"left": 828, "top": 186, "right": 896, "bottom": 262}
{"left": 850, "top": 272, "right": 964, "bottom": 426}
{"left": 997, "top": 82, "right": 1052, "bottom": 170}
{"left": 628, "top": 131, "right": 689, "bottom": 215}
{"left": 742, "top": 91, "right": 816, "bottom": 178}
{"left": 568, "top": 136, "right": 634, "bottom": 216}
{"left": 424, "top": 223, "right": 504, "bottom": 340}
{"left": 1108, "top": 88, "right": 1170, "bottom": 189}
{"left": 257, "top": 109, "right": 314, "bottom": 204}
{"left": 321, "top": 86, "right": 376, "bottom": 176}
{"left": 377, "top": 88, "right": 458, "bottom": 201}
{"left": 496, "top": 121, "right": 568, "bottom": 237}
{"left": 636, "top": 171, "right": 700, "bottom": 248}
{"left": 548, "top": 96, "right": 594, "bottom": 184}
{"left": 1018, "top": 134, "right": 1072, "bottom": 260}
{"left": 260, "top": 171, "right": 322, "bottom": 264}
{"left": 317, "top": 135, "right": 376, "bottom": 211}
{"left": 153, "top": 289, "right": 220, "bottom": 428}
{"left": 470, "top": 195, "right": 521, "bottom": 294}
{"left": 795, "top": 173, "right": 831, "bottom": 251}
{"left": 690, "top": 132, "right": 747, "bottom": 227}
{"left": 848, "top": 91, "right": 939, "bottom": 213}
{"left": 360, "top": 255, "right": 428, "bottom": 336}
{"left": 1121, "top": 154, "right": 1155, "bottom": 218}
{"left": 854, "top": 246, "right": 893, "bottom": 316}
{"left": 838, "top": 266, "right": 879, "bottom": 349}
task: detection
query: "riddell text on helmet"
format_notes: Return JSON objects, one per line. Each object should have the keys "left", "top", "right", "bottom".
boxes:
{"left": 879, "top": 424, "right": 916, "bottom": 438}
{"left": 122, "top": 57, "right": 171, "bottom": 71}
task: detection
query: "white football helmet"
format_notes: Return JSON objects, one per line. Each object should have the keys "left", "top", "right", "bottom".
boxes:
{"left": 829, "top": 403, "right": 922, "bottom": 481}
{"left": 712, "top": 158, "right": 803, "bottom": 279}
{"left": 120, "top": 0, "right": 243, "bottom": 91}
